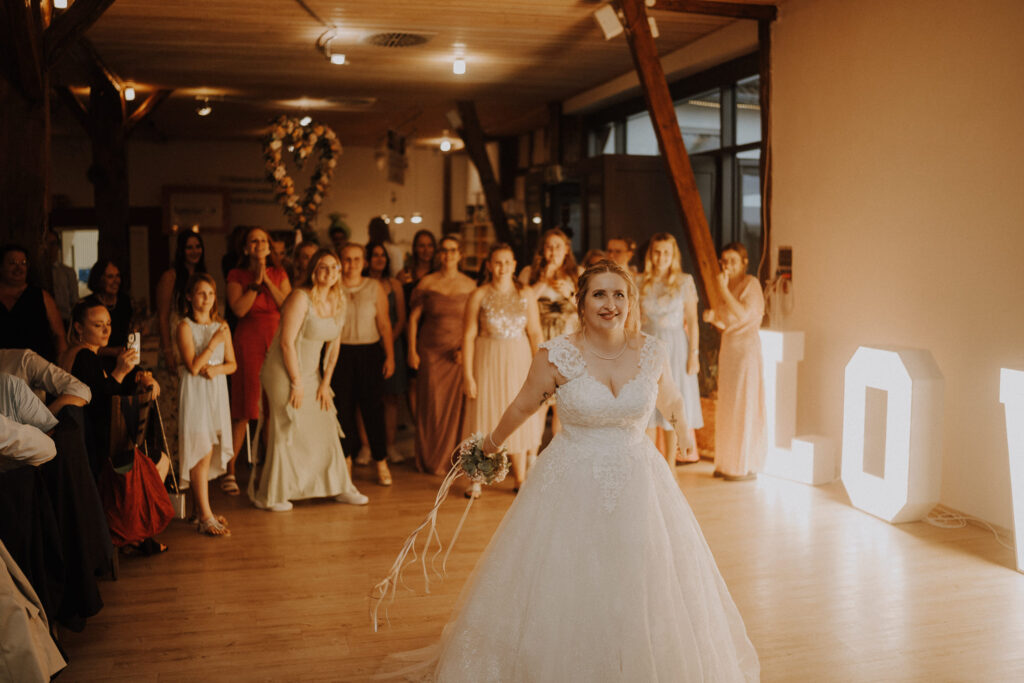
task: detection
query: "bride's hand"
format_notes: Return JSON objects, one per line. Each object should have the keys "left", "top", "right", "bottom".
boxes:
{"left": 315, "top": 381, "right": 332, "bottom": 411}
{"left": 289, "top": 384, "right": 303, "bottom": 409}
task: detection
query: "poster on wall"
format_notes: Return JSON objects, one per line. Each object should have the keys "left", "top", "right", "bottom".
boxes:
{"left": 163, "top": 186, "right": 230, "bottom": 233}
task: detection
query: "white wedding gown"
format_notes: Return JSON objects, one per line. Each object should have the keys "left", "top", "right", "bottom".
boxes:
{"left": 397, "top": 333, "right": 759, "bottom": 682}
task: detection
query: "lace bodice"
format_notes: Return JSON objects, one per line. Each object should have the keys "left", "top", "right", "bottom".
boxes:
{"left": 640, "top": 276, "right": 697, "bottom": 333}
{"left": 539, "top": 333, "right": 666, "bottom": 511}
{"left": 478, "top": 287, "right": 528, "bottom": 340}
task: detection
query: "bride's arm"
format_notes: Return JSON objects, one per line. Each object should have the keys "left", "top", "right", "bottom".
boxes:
{"left": 655, "top": 358, "right": 689, "bottom": 436}
{"left": 485, "top": 349, "right": 560, "bottom": 452}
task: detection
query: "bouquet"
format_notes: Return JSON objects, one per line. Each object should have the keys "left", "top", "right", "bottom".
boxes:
{"left": 370, "top": 433, "right": 508, "bottom": 631}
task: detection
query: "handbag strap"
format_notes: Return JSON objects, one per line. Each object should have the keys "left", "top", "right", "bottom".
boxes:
{"left": 153, "top": 399, "right": 182, "bottom": 495}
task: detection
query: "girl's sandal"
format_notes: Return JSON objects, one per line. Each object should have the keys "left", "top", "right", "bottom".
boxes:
{"left": 197, "top": 517, "right": 231, "bottom": 537}
{"left": 220, "top": 474, "right": 240, "bottom": 495}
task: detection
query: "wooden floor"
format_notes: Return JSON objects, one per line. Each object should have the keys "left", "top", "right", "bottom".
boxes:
{"left": 60, "top": 441, "right": 1024, "bottom": 682}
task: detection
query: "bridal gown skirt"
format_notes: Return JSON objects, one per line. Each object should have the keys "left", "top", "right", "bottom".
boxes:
{"left": 423, "top": 431, "right": 758, "bottom": 682}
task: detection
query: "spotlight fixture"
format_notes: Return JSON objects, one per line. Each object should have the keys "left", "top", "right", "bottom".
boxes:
{"left": 532, "top": 215, "right": 542, "bottom": 225}
{"left": 411, "top": 213, "right": 423, "bottom": 224}
{"left": 381, "top": 214, "right": 391, "bottom": 224}
{"left": 452, "top": 57, "right": 466, "bottom": 75}
{"left": 299, "top": 115, "right": 312, "bottom": 126}
{"left": 440, "top": 129, "right": 453, "bottom": 152}
{"left": 317, "top": 29, "right": 347, "bottom": 66}
{"left": 393, "top": 216, "right": 406, "bottom": 225}
{"left": 195, "top": 97, "right": 212, "bottom": 117}
{"left": 54, "top": 0, "right": 67, "bottom": 8}
{"left": 124, "top": 85, "right": 136, "bottom": 102}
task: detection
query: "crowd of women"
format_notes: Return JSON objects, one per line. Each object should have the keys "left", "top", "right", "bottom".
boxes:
{"left": 1, "top": 221, "right": 766, "bottom": 530}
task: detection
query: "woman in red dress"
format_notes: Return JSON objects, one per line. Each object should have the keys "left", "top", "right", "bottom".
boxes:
{"left": 224, "top": 227, "right": 291, "bottom": 493}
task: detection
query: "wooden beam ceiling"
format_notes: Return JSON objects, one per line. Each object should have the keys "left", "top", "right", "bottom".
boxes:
{"left": 652, "top": 0, "right": 777, "bottom": 22}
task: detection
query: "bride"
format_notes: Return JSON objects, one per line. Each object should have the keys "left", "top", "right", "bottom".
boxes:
{"left": 390, "top": 259, "right": 759, "bottom": 682}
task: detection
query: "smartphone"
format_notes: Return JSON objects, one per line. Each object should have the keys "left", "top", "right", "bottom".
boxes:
{"left": 127, "top": 331, "right": 141, "bottom": 354}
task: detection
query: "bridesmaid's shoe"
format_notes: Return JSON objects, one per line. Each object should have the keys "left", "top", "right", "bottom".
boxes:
{"left": 713, "top": 470, "right": 724, "bottom": 478}
{"left": 722, "top": 472, "right": 757, "bottom": 482}
{"left": 335, "top": 491, "right": 369, "bottom": 505}
{"left": 464, "top": 482, "right": 481, "bottom": 499}
{"left": 356, "top": 447, "right": 372, "bottom": 465}
{"left": 376, "top": 460, "right": 393, "bottom": 486}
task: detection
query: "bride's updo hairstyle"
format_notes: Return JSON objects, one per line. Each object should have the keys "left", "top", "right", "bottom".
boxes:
{"left": 575, "top": 259, "right": 641, "bottom": 335}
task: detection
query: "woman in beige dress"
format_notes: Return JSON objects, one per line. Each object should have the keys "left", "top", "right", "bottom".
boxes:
{"left": 518, "top": 228, "right": 578, "bottom": 435}
{"left": 250, "top": 248, "right": 367, "bottom": 511}
{"left": 703, "top": 242, "right": 765, "bottom": 480}
{"left": 407, "top": 234, "right": 476, "bottom": 475}
{"left": 463, "top": 243, "right": 545, "bottom": 498}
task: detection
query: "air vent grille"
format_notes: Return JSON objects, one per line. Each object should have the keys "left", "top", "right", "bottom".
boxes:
{"left": 364, "top": 32, "right": 431, "bottom": 48}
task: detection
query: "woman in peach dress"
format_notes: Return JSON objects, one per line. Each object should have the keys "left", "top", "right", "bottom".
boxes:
{"left": 704, "top": 242, "right": 765, "bottom": 480}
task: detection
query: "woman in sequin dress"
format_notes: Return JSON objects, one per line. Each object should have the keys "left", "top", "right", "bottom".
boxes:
{"left": 463, "top": 243, "right": 545, "bottom": 497}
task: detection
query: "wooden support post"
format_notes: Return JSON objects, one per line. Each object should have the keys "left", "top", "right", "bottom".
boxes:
{"left": 455, "top": 100, "right": 511, "bottom": 244}
{"left": 87, "top": 72, "right": 129, "bottom": 267}
{"left": 44, "top": 0, "right": 117, "bottom": 69}
{"left": 617, "top": 0, "right": 723, "bottom": 308}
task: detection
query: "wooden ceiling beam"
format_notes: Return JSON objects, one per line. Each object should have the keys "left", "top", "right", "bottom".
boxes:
{"left": 616, "top": 0, "right": 724, "bottom": 308}
{"left": 651, "top": 0, "right": 777, "bottom": 22}
{"left": 44, "top": 0, "right": 116, "bottom": 69}
{"left": 455, "top": 100, "right": 511, "bottom": 244}
{"left": 54, "top": 84, "right": 89, "bottom": 131}
{"left": 125, "top": 88, "right": 172, "bottom": 134}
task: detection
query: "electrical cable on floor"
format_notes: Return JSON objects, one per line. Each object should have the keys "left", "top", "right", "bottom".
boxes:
{"left": 924, "top": 508, "right": 1015, "bottom": 551}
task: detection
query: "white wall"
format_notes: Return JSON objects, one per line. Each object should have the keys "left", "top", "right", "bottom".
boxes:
{"left": 772, "top": 0, "right": 1024, "bottom": 527}
{"left": 51, "top": 136, "right": 452, "bottom": 253}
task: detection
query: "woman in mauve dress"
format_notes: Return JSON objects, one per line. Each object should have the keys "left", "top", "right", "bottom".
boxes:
{"left": 406, "top": 234, "right": 476, "bottom": 475}
{"left": 704, "top": 242, "right": 765, "bottom": 481}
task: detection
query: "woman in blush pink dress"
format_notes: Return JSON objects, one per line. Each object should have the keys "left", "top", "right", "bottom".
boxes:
{"left": 703, "top": 242, "right": 765, "bottom": 481}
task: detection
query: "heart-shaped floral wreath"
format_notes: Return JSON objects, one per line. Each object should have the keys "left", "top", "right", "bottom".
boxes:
{"left": 262, "top": 114, "right": 342, "bottom": 228}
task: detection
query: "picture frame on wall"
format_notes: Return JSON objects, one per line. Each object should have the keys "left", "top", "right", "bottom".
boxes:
{"left": 163, "top": 186, "right": 230, "bottom": 233}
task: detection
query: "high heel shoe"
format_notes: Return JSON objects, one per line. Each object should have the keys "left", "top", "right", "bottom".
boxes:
{"left": 376, "top": 460, "right": 393, "bottom": 486}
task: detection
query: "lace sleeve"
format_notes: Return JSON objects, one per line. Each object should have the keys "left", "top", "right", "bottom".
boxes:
{"left": 539, "top": 335, "right": 585, "bottom": 380}
{"left": 638, "top": 334, "right": 668, "bottom": 379}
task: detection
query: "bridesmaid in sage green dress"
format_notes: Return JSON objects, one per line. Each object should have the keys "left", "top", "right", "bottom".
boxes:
{"left": 250, "top": 249, "right": 367, "bottom": 511}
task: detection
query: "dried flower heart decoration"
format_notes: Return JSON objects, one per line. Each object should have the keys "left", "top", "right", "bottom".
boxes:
{"left": 262, "top": 115, "right": 341, "bottom": 228}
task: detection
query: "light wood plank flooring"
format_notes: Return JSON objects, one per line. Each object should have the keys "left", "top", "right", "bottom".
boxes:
{"left": 60, "top": 452, "right": 1024, "bottom": 682}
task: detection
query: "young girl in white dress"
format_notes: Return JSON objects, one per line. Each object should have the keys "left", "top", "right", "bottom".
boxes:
{"left": 639, "top": 232, "right": 704, "bottom": 464}
{"left": 176, "top": 273, "right": 236, "bottom": 536}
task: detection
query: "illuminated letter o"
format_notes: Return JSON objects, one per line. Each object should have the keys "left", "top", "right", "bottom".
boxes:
{"left": 841, "top": 347, "right": 944, "bottom": 523}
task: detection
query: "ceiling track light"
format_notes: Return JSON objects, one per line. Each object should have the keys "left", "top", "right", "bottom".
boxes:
{"left": 439, "top": 129, "right": 452, "bottom": 152}
{"left": 299, "top": 115, "right": 312, "bottom": 126}
{"left": 317, "top": 29, "right": 346, "bottom": 66}
{"left": 452, "top": 57, "right": 466, "bottom": 75}
{"left": 195, "top": 97, "right": 212, "bottom": 117}
{"left": 54, "top": 0, "right": 67, "bottom": 8}
{"left": 123, "top": 85, "right": 136, "bottom": 102}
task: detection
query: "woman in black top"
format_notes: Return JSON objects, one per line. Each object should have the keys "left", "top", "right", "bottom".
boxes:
{"left": 61, "top": 300, "right": 160, "bottom": 477}
{"left": 0, "top": 244, "right": 67, "bottom": 361}
{"left": 86, "top": 259, "right": 133, "bottom": 351}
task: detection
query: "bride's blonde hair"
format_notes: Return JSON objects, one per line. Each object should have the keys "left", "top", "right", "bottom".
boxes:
{"left": 575, "top": 259, "right": 640, "bottom": 336}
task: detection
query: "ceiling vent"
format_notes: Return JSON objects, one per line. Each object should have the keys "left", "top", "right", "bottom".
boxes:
{"left": 364, "top": 32, "right": 433, "bottom": 48}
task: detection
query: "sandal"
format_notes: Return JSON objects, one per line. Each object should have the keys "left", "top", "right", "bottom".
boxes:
{"left": 220, "top": 474, "right": 240, "bottom": 496}
{"left": 376, "top": 460, "right": 393, "bottom": 487}
{"left": 197, "top": 517, "right": 231, "bottom": 537}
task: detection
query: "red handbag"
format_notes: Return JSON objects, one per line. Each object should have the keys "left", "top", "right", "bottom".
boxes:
{"left": 98, "top": 447, "right": 173, "bottom": 547}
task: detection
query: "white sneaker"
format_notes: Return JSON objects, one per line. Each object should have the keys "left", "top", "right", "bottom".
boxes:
{"left": 355, "top": 446, "right": 372, "bottom": 465}
{"left": 387, "top": 447, "right": 406, "bottom": 464}
{"left": 334, "top": 491, "right": 369, "bottom": 505}
{"left": 268, "top": 501, "right": 293, "bottom": 512}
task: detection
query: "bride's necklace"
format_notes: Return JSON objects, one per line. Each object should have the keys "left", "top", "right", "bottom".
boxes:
{"left": 583, "top": 332, "right": 628, "bottom": 361}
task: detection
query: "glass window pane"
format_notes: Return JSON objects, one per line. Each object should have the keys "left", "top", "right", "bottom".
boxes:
{"left": 738, "top": 160, "right": 761, "bottom": 269}
{"left": 587, "top": 124, "right": 618, "bottom": 157}
{"left": 625, "top": 112, "right": 659, "bottom": 155}
{"left": 675, "top": 88, "right": 721, "bottom": 153}
{"left": 736, "top": 75, "right": 761, "bottom": 146}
